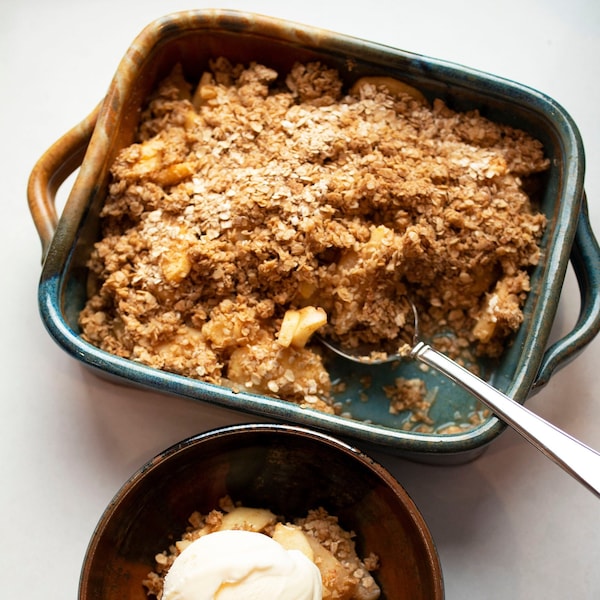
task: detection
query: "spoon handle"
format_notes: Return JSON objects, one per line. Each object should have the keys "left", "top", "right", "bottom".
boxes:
{"left": 411, "top": 342, "right": 600, "bottom": 499}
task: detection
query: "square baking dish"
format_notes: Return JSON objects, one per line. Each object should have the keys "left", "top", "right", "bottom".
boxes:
{"left": 28, "top": 10, "right": 600, "bottom": 462}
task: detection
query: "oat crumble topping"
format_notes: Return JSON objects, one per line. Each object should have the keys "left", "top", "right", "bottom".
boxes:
{"left": 79, "top": 58, "right": 548, "bottom": 420}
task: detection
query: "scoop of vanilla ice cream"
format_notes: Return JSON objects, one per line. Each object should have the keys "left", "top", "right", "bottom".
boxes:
{"left": 161, "top": 529, "right": 322, "bottom": 600}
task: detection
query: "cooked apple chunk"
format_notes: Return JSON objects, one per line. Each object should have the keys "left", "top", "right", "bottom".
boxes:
{"left": 218, "top": 506, "right": 277, "bottom": 532}
{"left": 277, "top": 306, "right": 327, "bottom": 349}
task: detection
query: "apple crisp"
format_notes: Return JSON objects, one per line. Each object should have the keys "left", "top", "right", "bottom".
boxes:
{"left": 79, "top": 58, "right": 548, "bottom": 416}
{"left": 142, "top": 497, "right": 381, "bottom": 600}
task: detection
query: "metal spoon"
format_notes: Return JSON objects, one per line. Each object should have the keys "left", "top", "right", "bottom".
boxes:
{"left": 318, "top": 303, "right": 600, "bottom": 498}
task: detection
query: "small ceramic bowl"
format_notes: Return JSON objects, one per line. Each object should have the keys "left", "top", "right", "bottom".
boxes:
{"left": 78, "top": 424, "right": 443, "bottom": 599}
{"left": 29, "top": 10, "right": 600, "bottom": 462}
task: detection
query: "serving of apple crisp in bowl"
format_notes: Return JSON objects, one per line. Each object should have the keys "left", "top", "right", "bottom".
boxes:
{"left": 78, "top": 425, "right": 444, "bottom": 599}
{"left": 30, "top": 10, "right": 600, "bottom": 460}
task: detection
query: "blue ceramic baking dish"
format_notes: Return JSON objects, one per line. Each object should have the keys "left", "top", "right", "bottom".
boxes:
{"left": 28, "top": 10, "right": 600, "bottom": 462}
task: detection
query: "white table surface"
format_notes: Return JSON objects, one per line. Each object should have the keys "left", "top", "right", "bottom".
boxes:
{"left": 2, "top": 1, "right": 599, "bottom": 598}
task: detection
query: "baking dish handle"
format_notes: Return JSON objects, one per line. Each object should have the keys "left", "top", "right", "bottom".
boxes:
{"left": 533, "top": 193, "right": 600, "bottom": 390}
{"left": 27, "top": 103, "right": 100, "bottom": 261}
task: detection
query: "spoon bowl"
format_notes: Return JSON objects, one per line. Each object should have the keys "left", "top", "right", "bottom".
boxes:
{"left": 318, "top": 298, "right": 420, "bottom": 364}
{"left": 317, "top": 335, "right": 412, "bottom": 365}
